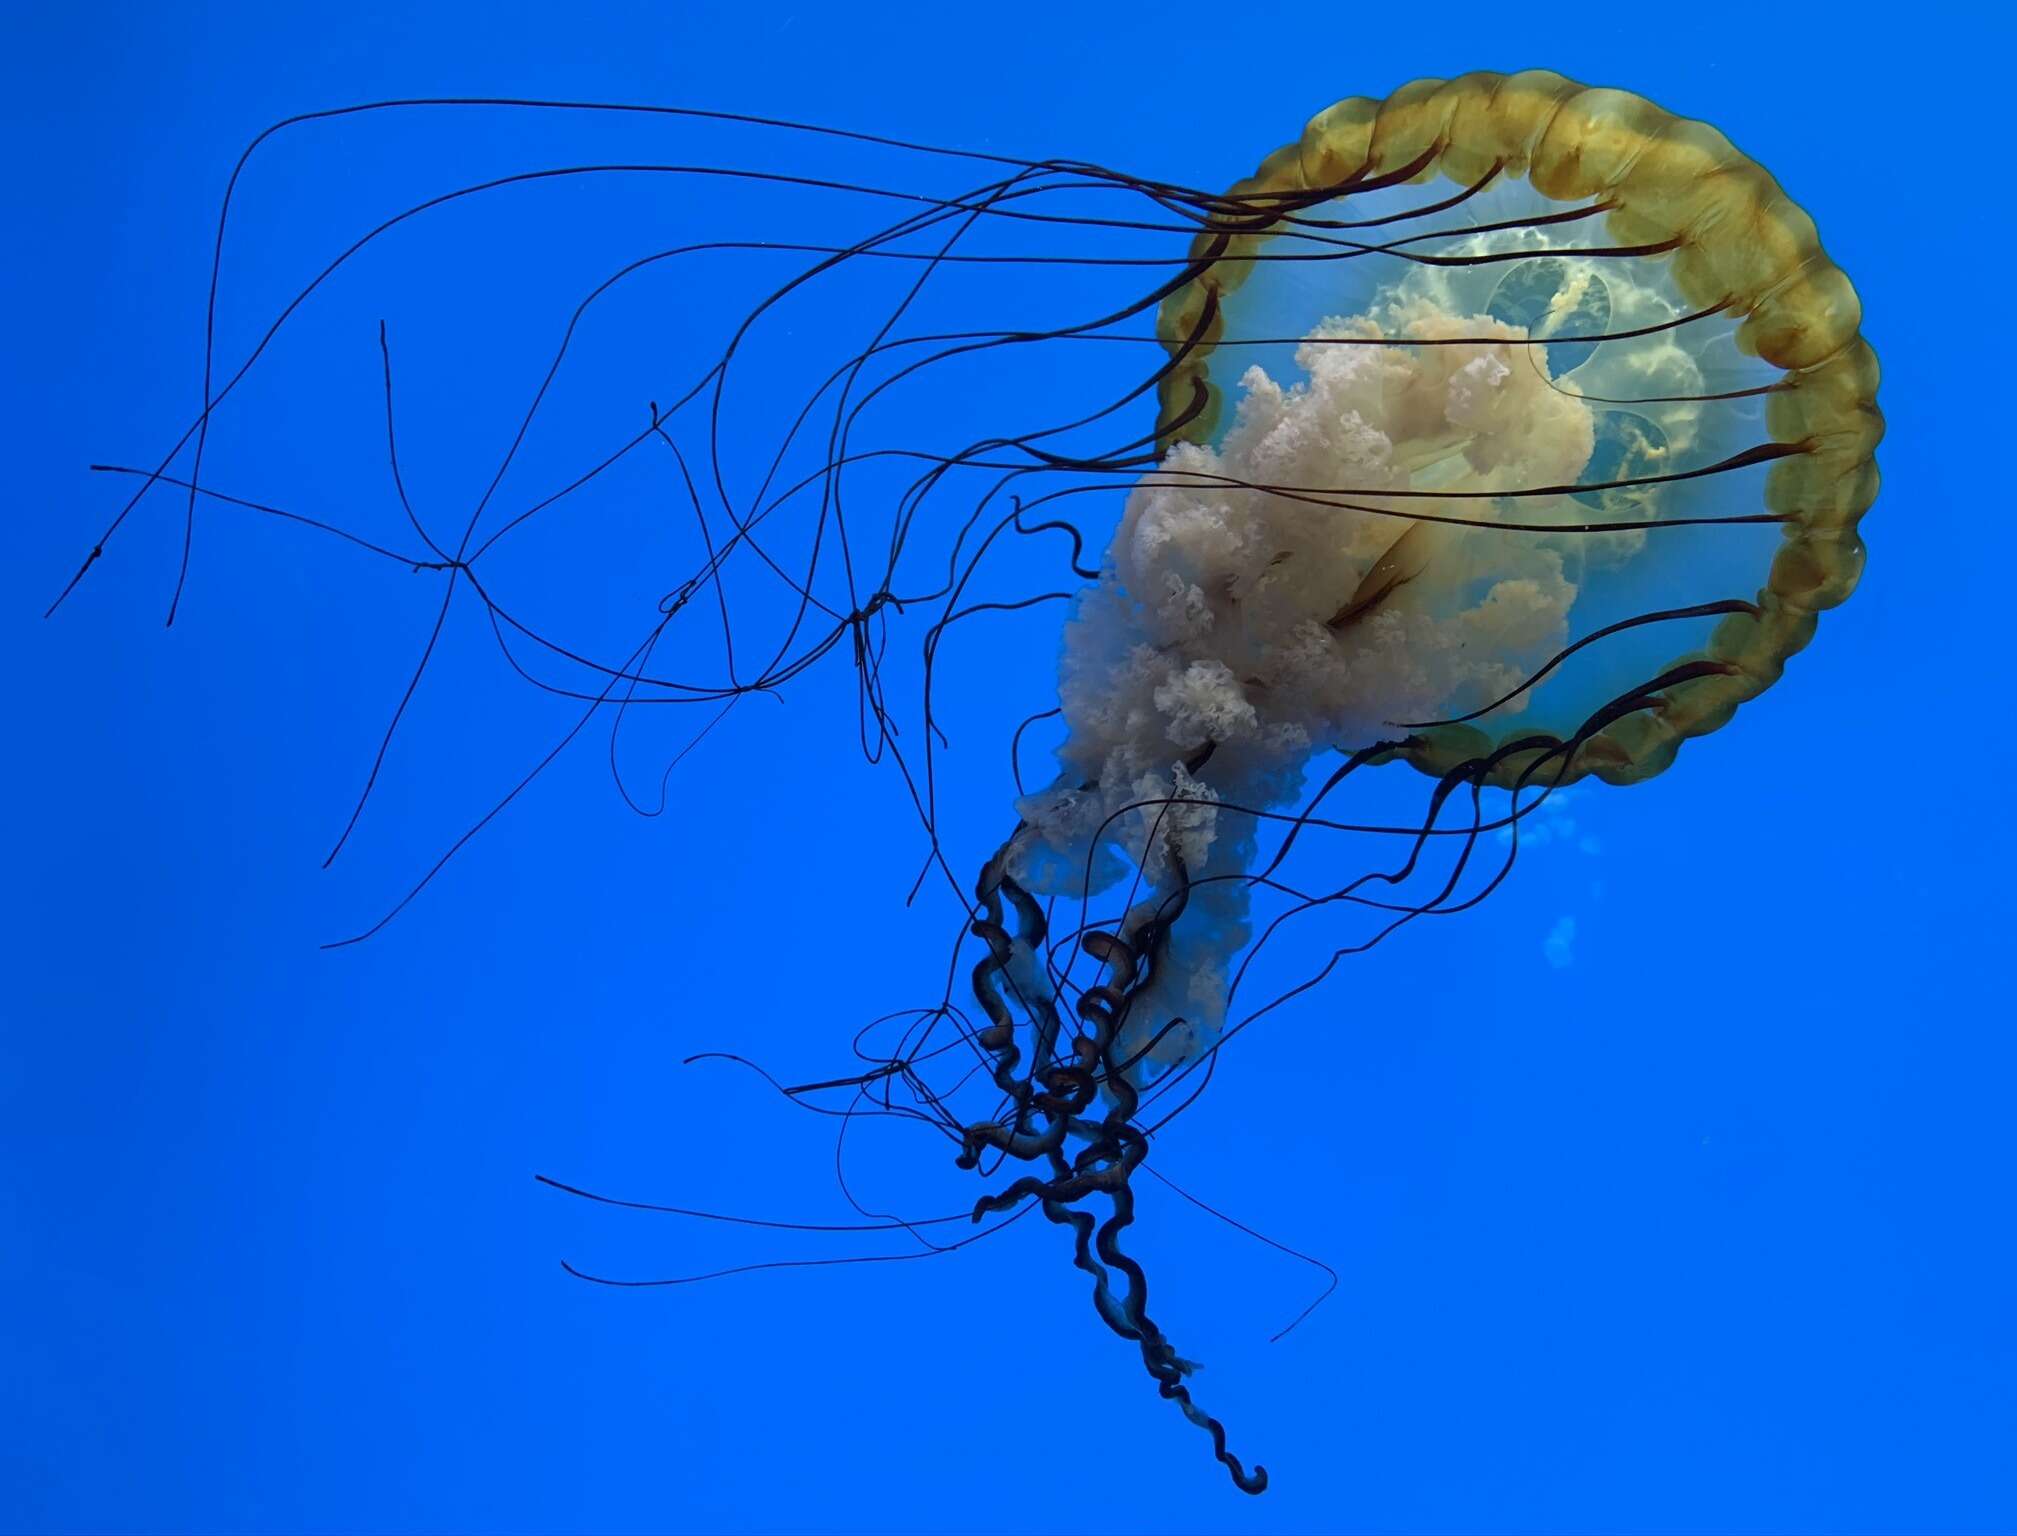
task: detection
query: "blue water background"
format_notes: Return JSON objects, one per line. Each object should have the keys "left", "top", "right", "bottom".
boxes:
{"left": 7, "top": 4, "right": 2013, "bottom": 1531}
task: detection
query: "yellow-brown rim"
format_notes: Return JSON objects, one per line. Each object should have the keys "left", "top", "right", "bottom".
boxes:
{"left": 1152, "top": 70, "right": 1883, "bottom": 788}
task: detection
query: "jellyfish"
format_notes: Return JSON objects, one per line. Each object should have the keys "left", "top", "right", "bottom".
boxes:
{"left": 918, "top": 74, "right": 1878, "bottom": 1490}
{"left": 59, "top": 71, "right": 1879, "bottom": 1495}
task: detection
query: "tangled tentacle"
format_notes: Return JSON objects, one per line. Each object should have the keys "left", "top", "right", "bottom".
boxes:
{"left": 961, "top": 838, "right": 1267, "bottom": 1495}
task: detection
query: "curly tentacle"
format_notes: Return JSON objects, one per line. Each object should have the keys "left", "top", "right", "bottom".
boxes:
{"left": 957, "top": 833, "right": 1267, "bottom": 1493}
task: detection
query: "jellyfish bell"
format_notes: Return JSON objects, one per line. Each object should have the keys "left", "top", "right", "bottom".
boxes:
{"left": 1181, "top": 72, "right": 1876, "bottom": 781}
